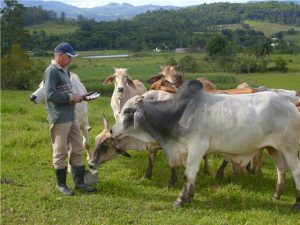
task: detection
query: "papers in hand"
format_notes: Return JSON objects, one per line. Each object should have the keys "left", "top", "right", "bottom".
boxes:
{"left": 83, "top": 92, "right": 100, "bottom": 101}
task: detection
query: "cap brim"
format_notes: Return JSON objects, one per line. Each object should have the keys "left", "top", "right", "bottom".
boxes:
{"left": 66, "top": 52, "right": 79, "bottom": 57}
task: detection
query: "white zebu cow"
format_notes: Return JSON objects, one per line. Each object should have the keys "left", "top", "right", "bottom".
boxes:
{"left": 29, "top": 72, "right": 92, "bottom": 160}
{"left": 103, "top": 68, "right": 147, "bottom": 121}
{"left": 112, "top": 80, "right": 300, "bottom": 209}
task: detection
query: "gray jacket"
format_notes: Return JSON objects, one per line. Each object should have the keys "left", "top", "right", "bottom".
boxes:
{"left": 44, "top": 61, "right": 75, "bottom": 124}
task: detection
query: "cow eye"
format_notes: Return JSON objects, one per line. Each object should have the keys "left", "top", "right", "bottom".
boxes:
{"left": 101, "top": 141, "right": 108, "bottom": 149}
{"left": 124, "top": 108, "right": 132, "bottom": 114}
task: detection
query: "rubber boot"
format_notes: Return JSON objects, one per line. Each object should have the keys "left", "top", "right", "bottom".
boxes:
{"left": 71, "top": 165, "right": 96, "bottom": 193}
{"left": 55, "top": 167, "right": 74, "bottom": 196}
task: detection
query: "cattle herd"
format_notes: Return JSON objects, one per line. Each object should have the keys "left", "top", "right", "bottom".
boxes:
{"left": 30, "top": 65, "right": 300, "bottom": 210}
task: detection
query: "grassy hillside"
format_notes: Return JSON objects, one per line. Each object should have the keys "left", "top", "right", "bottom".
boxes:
{"left": 244, "top": 20, "right": 300, "bottom": 37}
{"left": 25, "top": 21, "right": 79, "bottom": 35}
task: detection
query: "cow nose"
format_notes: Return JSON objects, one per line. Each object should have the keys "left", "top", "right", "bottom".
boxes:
{"left": 89, "top": 163, "right": 96, "bottom": 170}
{"left": 29, "top": 95, "right": 37, "bottom": 103}
{"left": 118, "top": 87, "right": 124, "bottom": 92}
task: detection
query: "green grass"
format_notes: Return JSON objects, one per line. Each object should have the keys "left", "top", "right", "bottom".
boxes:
{"left": 1, "top": 52, "right": 300, "bottom": 225}
{"left": 25, "top": 21, "right": 79, "bottom": 35}
{"left": 244, "top": 20, "right": 300, "bottom": 37}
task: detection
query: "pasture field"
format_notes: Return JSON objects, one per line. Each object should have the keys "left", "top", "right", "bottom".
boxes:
{"left": 25, "top": 21, "right": 79, "bottom": 35}
{"left": 244, "top": 20, "right": 300, "bottom": 37}
{"left": 31, "top": 51, "right": 300, "bottom": 93}
{"left": 1, "top": 52, "right": 300, "bottom": 225}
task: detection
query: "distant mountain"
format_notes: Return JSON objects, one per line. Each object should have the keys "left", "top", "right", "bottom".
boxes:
{"left": 18, "top": 1, "right": 180, "bottom": 21}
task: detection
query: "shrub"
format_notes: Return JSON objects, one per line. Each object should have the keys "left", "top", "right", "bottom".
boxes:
{"left": 179, "top": 55, "right": 198, "bottom": 72}
{"left": 274, "top": 57, "right": 288, "bottom": 72}
{"left": 165, "top": 55, "right": 177, "bottom": 66}
{"left": 1, "top": 44, "right": 46, "bottom": 90}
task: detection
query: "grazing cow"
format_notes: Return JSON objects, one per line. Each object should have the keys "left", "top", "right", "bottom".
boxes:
{"left": 29, "top": 72, "right": 92, "bottom": 160}
{"left": 103, "top": 68, "right": 147, "bottom": 121}
{"left": 89, "top": 91, "right": 182, "bottom": 185}
{"left": 112, "top": 80, "right": 300, "bottom": 209}
{"left": 89, "top": 90, "right": 210, "bottom": 186}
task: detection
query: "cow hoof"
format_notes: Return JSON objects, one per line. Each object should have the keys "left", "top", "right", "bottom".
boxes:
{"left": 168, "top": 181, "right": 176, "bottom": 188}
{"left": 272, "top": 193, "right": 281, "bottom": 200}
{"left": 215, "top": 172, "right": 224, "bottom": 179}
{"left": 140, "top": 176, "right": 150, "bottom": 181}
{"left": 173, "top": 200, "right": 184, "bottom": 208}
{"left": 142, "top": 174, "right": 151, "bottom": 180}
{"left": 293, "top": 203, "right": 300, "bottom": 210}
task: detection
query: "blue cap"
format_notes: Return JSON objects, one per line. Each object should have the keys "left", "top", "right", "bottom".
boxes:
{"left": 54, "top": 42, "right": 78, "bottom": 57}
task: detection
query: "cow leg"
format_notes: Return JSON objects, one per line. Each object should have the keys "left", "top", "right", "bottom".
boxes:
{"left": 174, "top": 144, "right": 206, "bottom": 207}
{"left": 280, "top": 150, "right": 300, "bottom": 210}
{"left": 143, "top": 148, "right": 158, "bottom": 179}
{"left": 254, "top": 149, "right": 263, "bottom": 174}
{"left": 232, "top": 162, "right": 241, "bottom": 176}
{"left": 82, "top": 128, "right": 92, "bottom": 161}
{"left": 267, "top": 148, "right": 288, "bottom": 200}
{"left": 247, "top": 150, "right": 263, "bottom": 174}
{"left": 203, "top": 155, "right": 209, "bottom": 175}
{"left": 216, "top": 159, "right": 229, "bottom": 178}
{"left": 169, "top": 167, "right": 177, "bottom": 187}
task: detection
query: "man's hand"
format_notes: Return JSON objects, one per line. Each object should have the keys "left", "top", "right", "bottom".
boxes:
{"left": 82, "top": 91, "right": 100, "bottom": 101}
{"left": 72, "top": 94, "right": 82, "bottom": 103}
{"left": 82, "top": 91, "right": 95, "bottom": 101}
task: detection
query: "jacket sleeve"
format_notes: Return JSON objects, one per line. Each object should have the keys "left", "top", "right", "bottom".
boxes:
{"left": 44, "top": 68, "right": 72, "bottom": 104}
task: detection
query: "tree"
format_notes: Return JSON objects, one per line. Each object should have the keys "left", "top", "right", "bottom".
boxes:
{"left": 1, "top": 44, "right": 45, "bottom": 89}
{"left": 254, "top": 39, "right": 273, "bottom": 59}
{"left": 60, "top": 12, "right": 66, "bottom": 23}
{"left": 1, "top": 0, "right": 30, "bottom": 56}
{"left": 274, "top": 57, "right": 288, "bottom": 72}
{"left": 206, "top": 35, "right": 228, "bottom": 56}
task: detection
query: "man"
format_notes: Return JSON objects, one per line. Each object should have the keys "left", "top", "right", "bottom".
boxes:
{"left": 44, "top": 42, "right": 95, "bottom": 196}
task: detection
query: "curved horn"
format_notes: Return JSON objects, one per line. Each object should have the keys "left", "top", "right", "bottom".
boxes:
{"left": 102, "top": 113, "right": 110, "bottom": 130}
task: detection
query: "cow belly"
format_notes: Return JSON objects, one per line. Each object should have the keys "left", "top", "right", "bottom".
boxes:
{"left": 164, "top": 140, "right": 189, "bottom": 167}
{"left": 207, "top": 127, "right": 264, "bottom": 154}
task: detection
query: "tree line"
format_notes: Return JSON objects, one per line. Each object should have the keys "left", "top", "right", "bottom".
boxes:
{"left": 1, "top": 0, "right": 299, "bottom": 89}
{"left": 2, "top": 0, "right": 300, "bottom": 54}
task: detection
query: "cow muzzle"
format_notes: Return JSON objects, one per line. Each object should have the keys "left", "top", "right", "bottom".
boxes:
{"left": 29, "top": 95, "right": 37, "bottom": 103}
{"left": 88, "top": 163, "right": 97, "bottom": 170}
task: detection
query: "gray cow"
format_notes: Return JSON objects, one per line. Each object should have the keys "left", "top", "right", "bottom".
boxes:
{"left": 111, "top": 80, "right": 300, "bottom": 209}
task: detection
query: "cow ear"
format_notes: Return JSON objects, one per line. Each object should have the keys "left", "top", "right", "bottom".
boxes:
{"left": 134, "top": 109, "right": 144, "bottom": 129}
{"left": 134, "top": 95, "right": 144, "bottom": 105}
{"left": 103, "top": 75, "right": 115, "bottom": 85}
{"left": 127, "top": 77, "right": 136, "bottom": 89}
{"left": 117, "top": 149, "right": 131, "bottom": 157}
{"left": 147, "top": 74, "right": 163, "bottom": 84}
{"left": 102, "top": 113, "right": 110, "bottom": 130}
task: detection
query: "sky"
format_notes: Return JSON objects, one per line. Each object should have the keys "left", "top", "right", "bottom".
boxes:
{"left": 44, "top": 0, "right": 252, "bottom": 8}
